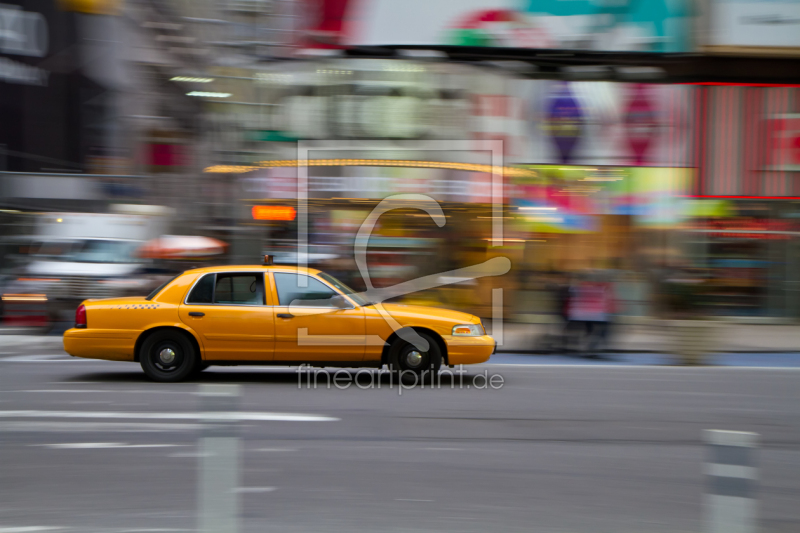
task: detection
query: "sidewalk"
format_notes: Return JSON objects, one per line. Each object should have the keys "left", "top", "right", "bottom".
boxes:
{"left": 495, "top": 319, "right": 800, "bottom": 354}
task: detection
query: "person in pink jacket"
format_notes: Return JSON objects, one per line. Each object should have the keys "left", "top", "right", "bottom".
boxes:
{"left": 567, "top": 273, "right": 614, "bottom": 357}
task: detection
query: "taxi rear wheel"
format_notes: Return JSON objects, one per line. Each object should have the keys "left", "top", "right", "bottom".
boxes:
{"left": 389, "top": 332, "right": 442, "bottom": 384}
{"left": 140, "top": 331, "right": 198, "bottom": 383}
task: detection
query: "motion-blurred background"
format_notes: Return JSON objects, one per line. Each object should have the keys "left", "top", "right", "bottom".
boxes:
{"left": 3, "top": 0, "right": 800, "bottom": 333}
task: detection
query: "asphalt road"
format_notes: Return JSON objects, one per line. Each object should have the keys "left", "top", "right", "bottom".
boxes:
{"left": 1, "top": 347, "right": 800, "bottom": 533}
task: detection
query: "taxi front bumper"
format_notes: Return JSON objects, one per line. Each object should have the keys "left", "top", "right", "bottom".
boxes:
{"left": 443, "top": 334, "right": 495, "bottom": 365}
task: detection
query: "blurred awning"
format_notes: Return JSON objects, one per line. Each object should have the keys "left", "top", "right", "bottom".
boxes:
{"left": 137, "top": 235, "right": 228, "bottom": 260}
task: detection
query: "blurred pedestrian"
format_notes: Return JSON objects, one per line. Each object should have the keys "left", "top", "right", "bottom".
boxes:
{"left": 566, "top": 271, "right": 614, "bottom": 358}
{"left": 535, "top": 270, "right": 571, "bottom": 353}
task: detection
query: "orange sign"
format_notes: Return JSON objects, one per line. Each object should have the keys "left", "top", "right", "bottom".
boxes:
{"left": 251, "top": 205, "right": 296, "bottom": 221}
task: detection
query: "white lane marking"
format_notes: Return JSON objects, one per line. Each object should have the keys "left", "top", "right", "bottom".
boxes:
{"left": 0, "top": 422, "right": 202, "bottom": 432}
{"left": 0, "top": 360, "right": 91, "bottom": 363}
{"left": 0, "top": 354, "right": 91, "bottom": 362}
{"left": 33, "top": 443, "right": 187, "bottom": 449}
{"left": 252, "top": 448, "right": 297, "bottom": 452}
{"left": 11, "top": 390, "right": 185, "bottom": 394}
{"left": 109, "top": 530, "right": 191, "bottom": 532}
{"left": 234, "top": 487, "right": 276, "bottom": 493}
{"left": 0, "top": 526, "right": 64, "bottom": 533}
{"left": 705, "top": 464, "right": 758, "bottom": 479}
{"left": 395, "top": 499, "right": 434, "bottom": 502}
{"left": 0, "top": 411, "right": 338, "bottom": 422}
{"left": 424, "top": 447, "right": 463, "bottom": 451}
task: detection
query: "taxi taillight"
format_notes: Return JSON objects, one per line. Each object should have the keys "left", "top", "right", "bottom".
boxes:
{"left": 75, "top": 304, "right": 87, "bottom": 328}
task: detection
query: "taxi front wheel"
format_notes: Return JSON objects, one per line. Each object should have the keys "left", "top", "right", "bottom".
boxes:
{"left": 389, "top": 332, "right": 442, "bottom": 385}
{"left": 140, "top": 331, "right": 198, "bottom": 383}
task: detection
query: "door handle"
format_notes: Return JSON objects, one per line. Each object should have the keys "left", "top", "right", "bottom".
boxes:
{"left": 188, "top": 312, "right": 205, "bottom": 317}
{"left": 277, "top": 313, "right": 294, "bottom": 319}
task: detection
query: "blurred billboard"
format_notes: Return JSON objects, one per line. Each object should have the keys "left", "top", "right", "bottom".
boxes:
{"left": 521, "top": 81, "right": 692, "bottom": 167}
{"left": 512, "top": 165, "right": 692, "bottom": 232}
{"left": 706, "top": 0, "right": 800, "bottom": 53}
{"left": 306, "top": 0, "right": 694, "bottom": 52}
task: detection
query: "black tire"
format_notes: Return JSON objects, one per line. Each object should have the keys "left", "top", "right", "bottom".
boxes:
{"left": 140, "top": 330, "right": 198, "bottom": 382}
{"left": 190, "top": 362, "right": 211, "bottom": 378}
{"left": 389, "top": 332, "right": 443, "bottom": 385}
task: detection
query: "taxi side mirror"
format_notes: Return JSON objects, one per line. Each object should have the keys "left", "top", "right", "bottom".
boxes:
{"left": 330, "top": 295, "right": 349, "bottom": 309}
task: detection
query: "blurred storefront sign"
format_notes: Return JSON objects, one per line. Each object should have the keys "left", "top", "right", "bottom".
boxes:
{"left": 543, "top": 82, "right": 585, "bottom": 164}
{"left": 624, "top": 85, "right": 661, "bottom": 166}
{"left": 297, "top": 0, "right": 353, "bottom": 49}
{"left": 252, "top": 205, "right": 296, "bottom": 221}
{"left": 144, "top": 129, "right": 190, "bottom": 173}
{"left": 524, "top": 81, "right": 690, "bottom": 167}
{"left": 689, "top": 218, "right": 798, "bottom": 240}
{"left": 0, "top": 2, "right": 50, "bottom": 84}
{"left": 512, "top": 165, "right": 692, "bottom": 232}
{"left": 693, "top": 86, "right": 800, "bottom": 197}
{"left": 1, "top": 174, "right": 101, "bottom": 200}
{"left": 0, "top": 1, "right": 50, "bottom": 85}
{"left": 0, "top": 172, "right": 146, "bottom": 208}
{"left": 57, "top": 0, "right": 120, "bottom": 15}
{"left": 253, "top": 65, "right": 689, "bottom": 168}
{"left": 469, "top": 75, "right": 527, "bottom": 158}
{"left": 148, "top": 144, "right": 183, "bottom": 167}
{"left": 767, "top": 114, "right": 800, "bottom": 171}
{"left": 87, "top": 152, "right": 130, "bottom": 175}
{"left": 342, "top": 0, "right": 693, "bottom": 52}
{"left": 243, "top": 166, "right": 500, "bottom": 204}
{"left": 246, "top": 130, "right": 300, "bottom": 143}
{"left": 518, "top": 0, "right": 692, "bottom": 52}
{"left": 707, "top": 0, "right": 800, "bottom": 52}
{"left": 0, "top": 3, "right": 49, "bottom": 81}
{"left": 265, "top": 61, "right": 471, "bottom": 141}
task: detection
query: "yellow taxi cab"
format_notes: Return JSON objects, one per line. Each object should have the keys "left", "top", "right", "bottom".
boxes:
{"left": 63, "top": 261, "right": 496, "bottom": 382}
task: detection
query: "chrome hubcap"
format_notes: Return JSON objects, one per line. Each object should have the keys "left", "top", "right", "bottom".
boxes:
{"left": 159, "top": 347, "right": 176, "bottom": 365}
{"left": 406, "top": 350, "right": 423, "bottom": 367}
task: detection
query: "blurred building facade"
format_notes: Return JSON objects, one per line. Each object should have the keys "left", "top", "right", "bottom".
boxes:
{"left": 4, "top": 0, "right": 800, "bottom": 322}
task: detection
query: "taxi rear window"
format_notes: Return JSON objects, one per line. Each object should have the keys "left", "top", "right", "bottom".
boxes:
{"left": 186, "top": 274, "right": 214, "bottom": 304}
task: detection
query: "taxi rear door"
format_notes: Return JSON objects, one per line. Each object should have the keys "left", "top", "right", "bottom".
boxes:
{"left": 179, "top": 272, "right": 275, "bottom": 361}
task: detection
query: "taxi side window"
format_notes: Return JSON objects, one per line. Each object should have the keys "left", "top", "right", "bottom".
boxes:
{"left": 274, "top": 273, "right": 337, "bottom": 307}
{"left": 187, "top": 274, "right": 214, "bottom": 304}
{"left": 214, "top": 273, "right": 264, "bottom": 305}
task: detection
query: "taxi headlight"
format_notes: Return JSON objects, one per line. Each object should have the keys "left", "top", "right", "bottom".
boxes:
{"left": 452, "top": 324, "right": 483, "bottom": 336}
